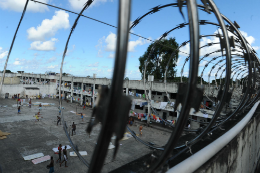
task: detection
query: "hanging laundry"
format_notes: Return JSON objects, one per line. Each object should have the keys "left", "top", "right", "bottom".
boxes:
{"left": 159, "top": 102, "right": 168, "bottom": 109}
{"left": 131, "top": 100, "right": 135, "bottom": 110}
{"left": 140, "top": 102, "right": 142, "bottom": 107}
{"left": 143, "top": 94, "right": 145, "bottom": 99}
{"left": 203, "top": 114, "right": 208, "bottom": 118}
{"left": 136, "top": 93, "right": 139, "bottom": 97}
{"left": 142, "top": 102, "right": 148, "bottom": 106}
{"left": 138, "top": 94, "right": 142, "bottom": 98}
{"left": 170, "top": 102, "right": 175, "bottom": 106}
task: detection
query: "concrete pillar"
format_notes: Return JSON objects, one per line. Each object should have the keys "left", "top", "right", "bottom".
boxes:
{"left": 126, "top": 88, "right": 129, "bottom": 96}
{"left": 92, "top": 82, "right": 95, "bottom": 108}
{"left": 81, "top": 82, "right": 83, "bottom": 105}
{"left": 71, "top": 78, "right": 74, "bottom": 103}
{"left": 147, "top": 82, "right": 152, "bottom": 126}
{"left": 44, "top": 75, "right": 46, "bottom": 85}
{"left": 92, "top": 74, "right": 96, "bottom": 108}
{"left": 62, "top": 81, "right": 65, "bottom": 98}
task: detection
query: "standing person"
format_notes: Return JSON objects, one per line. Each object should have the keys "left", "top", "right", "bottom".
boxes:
{"left": 139, "top": 125, "right": 143, "bottom": 137}
{"left": 71, "top": 122, "right": 76, "bottom": 136}
{"left": 56, "top": 144, "right": 62, "bottom": 163}
{"left": 47, "top": 156, "right": 54, "bottom": 173}
{"left": 60, "top": 146, "right": 68, "bottom": 167}
{"left": 29, "top": 99, "right": 31, "bottom": 108}
{"left": 57, "top": 116, "right": 61, "bottom": 126}
{"left": 59, "top": 109, "right": 61, "bottom": 115}
{"left": 39, "top": 103, "right": 42, "bottom": 112}
{"left": 83, "top": 104, "right": 86, "bottom": 110}
{"left": 81, "top": 113, "right": 84, "bottom": 122}
{"left": 34, "top": 113, "right": 42, "bottom": 123}
{"left": 18, "top": 106, "right": 21, "bottom": 114}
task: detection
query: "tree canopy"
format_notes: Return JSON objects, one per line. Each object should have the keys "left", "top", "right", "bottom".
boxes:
{"left": 1, "top": 70, "right": 12, "bottom": 73}
{"left": 139, "top": 37, "right": 179, "bottom": 80}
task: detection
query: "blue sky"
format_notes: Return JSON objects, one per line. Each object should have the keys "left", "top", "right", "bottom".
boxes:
{"left": 0, "top": 0, "right": 259, "bottom": 81}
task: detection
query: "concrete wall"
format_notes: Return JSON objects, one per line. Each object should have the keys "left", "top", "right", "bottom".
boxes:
{"left": 24, "top": 89, "right": 40, "bottom": 97}
{"left": 0, "top": 84, "right": 56, "bottom": 98}
{"left": 0, "top": 77, "right": 20, "bottom": 84}
{"left": 195, "top": 111, "right": 260, "bottom": 173}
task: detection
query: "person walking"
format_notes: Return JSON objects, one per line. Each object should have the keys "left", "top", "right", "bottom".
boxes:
{"left": 71, "top": 122, "right": 76, "bottom": 136}
{"left": 83, "top": 104, "right": 86, "bottom": 110}
{"left": 56, "top": 144, "right": 62, "bottom": 163}
{"left": 18, "top": 106, "right": 21, "bottom": 114}
{"left": 29, "top": 99, "right": 31, "bottom": 108}
{"left": 139, "top": 125, "right": 143, "bottom": 137}
{"left": 39, "top": 103, "right": 42, "bottom": 112}
{"left": 60, "top": 146, "right": 68, "bottom": 167}
{"left": 57, "top": 116, "right": 61, "bottom": 126}
{"left": 81, "top": 113, "right": 84, "bottom": 122}
{"left": 47, "top": 156, "right": 54, "bottom": 173}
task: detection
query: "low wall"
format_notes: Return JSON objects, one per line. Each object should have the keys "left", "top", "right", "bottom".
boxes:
{"left": 194, "top": 106, "right": 260, "bottom": 173}
{"left": 0, "top": 84, "right": 57, "bottom": 98}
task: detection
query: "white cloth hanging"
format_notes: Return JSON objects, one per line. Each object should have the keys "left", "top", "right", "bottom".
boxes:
{"left": 159, "top": 102, "right": 168, "bottom": 109}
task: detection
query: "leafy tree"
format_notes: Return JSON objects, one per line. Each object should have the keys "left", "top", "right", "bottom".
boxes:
{"left": 2, "top": 70, "right": 12, "bottom": 73}
{"left": 124, "top": 77, "right": 129, "bottom": 80}
{"left": 211, "top": 78, "right": 235, "bottom": 85}
{"left": 139, "top": 37, "right": 179, "bottom": 80}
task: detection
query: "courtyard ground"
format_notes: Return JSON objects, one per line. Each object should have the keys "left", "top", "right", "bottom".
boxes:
{"left": 0, "top": 98, "right": 171, "bottom": 173}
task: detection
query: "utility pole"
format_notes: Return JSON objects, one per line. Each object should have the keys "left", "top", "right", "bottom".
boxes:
{"left": 147, "top": 75, "right": 154, "bottom": 126}
{"left": 92, "top": 74, "right": 96, "bottom": 108}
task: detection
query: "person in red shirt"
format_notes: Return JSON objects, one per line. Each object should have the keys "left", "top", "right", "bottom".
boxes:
{"left": 139, "top": 125, "right": 143, "bottom": 136}
{"left": 56, "top": 144, "right": 62, "bottom": 163}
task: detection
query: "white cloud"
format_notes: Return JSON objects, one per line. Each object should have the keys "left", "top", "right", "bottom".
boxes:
{"left": 107, "top": 53, "right": 114, "bottom": 59}
{"left": 47, "top": 56, "right": 57, "bottom": 63}
{"left": 85, "top": 68, "right": 99, "bottom": 72}
{"left": 105, "top": 32, "right": 116, "bottom": 51}
{"left": 96, "top": 36, "right": 105, "bottom": 57}
{"left": 88, "top": 62, "right": 99, "bottom": 67}
{"left": 0, "top": 0, "right": 49, "bottom": 12}
{"left": 128, "top": 37, "right": 147, "bottom": 52}
{"left": 29, "top": 38, "right": 58, "bottom": 51}
{"left": 68, "top": 0, "right": 113, "bottom": 10}
{"left": 47, "top": 65, "right": 58, "bottom": 69}
{"left": 240, "top": 31, "right": 255, "bottom": 45}
{"left": 253, "top": 46, "right": 260, "bottom": 51}
{"left": 176, "top": 57, "right": 183, "bottom": 66}
{"left": 13, "top": 61, "right": 21, "bottom": 65}
{"left": 104, "top": 32, "right": 150, "bottom": 52}
{"left": 27, "top": 10, "right": 69, "bottom": 41}
{"left": 199, "top": 60, "right": 207, "bottom": 67}
{"left": 179, "top": 30, "right": 258, "bottom": 58}
{"left": 0, "top": 48, "right": 8, "bottom": 59}
{"left": 66, "top": 44, "right": 75, "bottom": 55}
{"left": 33, "top": 53, "right": 39, "bottom": 56}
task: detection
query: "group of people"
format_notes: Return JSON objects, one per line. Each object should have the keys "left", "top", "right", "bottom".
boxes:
{"left": 47, "top": 144, "right": 68, "bottom": 173}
